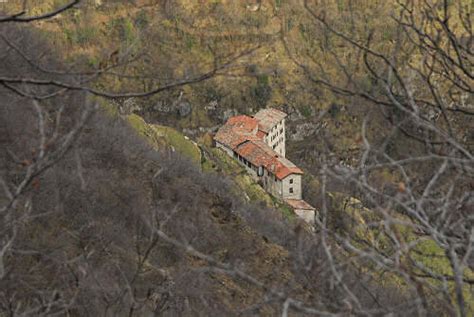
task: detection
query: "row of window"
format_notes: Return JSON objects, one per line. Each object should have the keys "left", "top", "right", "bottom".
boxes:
{"left": 272, "top": 137, "right": 284, "bottom": 150}
{"left": 271, "top": 121, "right": 283, "bottom": 132}
{"left": 270, "top": 128, "right": 284, "bottom": 142}
{"left": 234, "top": 152, "right": 252, "bottom": 169}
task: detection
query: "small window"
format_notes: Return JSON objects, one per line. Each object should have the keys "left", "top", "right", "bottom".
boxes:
{"left": 275, "top": 176, "right": 277, "bottom": 181}
{"left": 289, "top": 187, "right": 293, "bottom": 193}
{"left": 289, "top": 179, "right": 293, "bottom": 184}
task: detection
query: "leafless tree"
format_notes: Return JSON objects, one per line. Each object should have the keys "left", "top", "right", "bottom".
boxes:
{"left": 282, "top": 0, "right": 473, "bottom": 315}
{"left": 0, "top": 2, "right": 260, "bottom": 315}
{"left": 2, "top": 1, "right": 473, "bottom": 316}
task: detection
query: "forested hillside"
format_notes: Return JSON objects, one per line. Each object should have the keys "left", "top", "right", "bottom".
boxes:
{"left": 0, "top": 0, "right": 473, "bottom": 316}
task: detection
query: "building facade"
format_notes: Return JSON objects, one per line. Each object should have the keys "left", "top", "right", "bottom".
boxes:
{"left": 254, "top": 108, "right": 286, "bottom": 157}
{"left": 214, "top": 108, "right": 315, "bottom": 222}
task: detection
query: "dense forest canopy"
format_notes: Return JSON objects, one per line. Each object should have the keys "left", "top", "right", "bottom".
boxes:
{"left": 0, "top": 0, "right": 472, "bottom": 316}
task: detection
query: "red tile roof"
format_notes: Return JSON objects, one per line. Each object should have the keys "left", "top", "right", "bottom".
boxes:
{"left": 256, "top": 130, "right": 267, "bottom": 139}
{"left": 214, "top": 109, "right": 301, "bottom": 180}
{"left": 214, "top": 115, "right": 260, "bottom": 149}
{"left": 285, "top": 199, "right": 315, "bottom": 210}
{"left": 235, "top": 140, "right": 302, "bottom": 179}
{"left": 227, "top": 115, "right": 258, "bottom": 131}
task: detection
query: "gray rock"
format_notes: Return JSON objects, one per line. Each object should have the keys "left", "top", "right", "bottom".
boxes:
{"left": 119, "top": 98, "right": 139, "bottom": 115}
{"left": 290, "top": 122, "right": 321, "bottom": 141}
{"left": 177, "top": 101, "right": 192, "bottom": 117}
{"left": 222, "top": 109, "right": 238, "bottom": 121}
{"left": 205, "top": 100, "right": 218, "bottom": 111}
{"left": 153, "top": 100, "right": 172, "bottom": 113}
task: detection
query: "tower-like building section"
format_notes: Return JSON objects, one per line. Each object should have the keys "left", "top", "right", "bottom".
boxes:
{"left": 254, "top": 108, "right": 286, "bottom": 157}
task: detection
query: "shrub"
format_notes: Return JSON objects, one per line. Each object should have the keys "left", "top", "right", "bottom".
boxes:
{"left": 300, "top": 105, "right": 312, "bottom": 118}
{"left": 64, "top": 26, "right": 97, "bottom": 45}
{"left": 135, "top": 9, "right": 149, "bottom": 30}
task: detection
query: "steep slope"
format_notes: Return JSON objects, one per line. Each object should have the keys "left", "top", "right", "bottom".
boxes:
{"left": 123, "top": 105, "right": 474, "bottom": 314}
{"left": 2, "top": 98, "right": 316, "bottom": 315}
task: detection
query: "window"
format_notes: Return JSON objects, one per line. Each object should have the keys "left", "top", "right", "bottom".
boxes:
{"left": 289, "top": 179, "right": 293, "bottom": 184}
{"left": 247, "top": 161, "right": 251, "bottom": 168}
{"left": 280, "top": 128, "right": 283, "bottom": 134}
{"left": 289, "top": 187, "right": 293, "bottom": 193}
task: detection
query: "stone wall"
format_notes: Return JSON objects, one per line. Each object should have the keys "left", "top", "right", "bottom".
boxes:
{"left": 260, "top": 169, "right": 281, "bottom": 198}
{"left": 216, "top": 141, "right": 233, "bottom": 157}
{"left": 281, "top": 174, "right": 302, "bottom": 200}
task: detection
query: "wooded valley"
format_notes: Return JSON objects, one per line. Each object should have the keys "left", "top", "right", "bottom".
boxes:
{"left": 0, "top": 0, "right": 473, "bottom": 315}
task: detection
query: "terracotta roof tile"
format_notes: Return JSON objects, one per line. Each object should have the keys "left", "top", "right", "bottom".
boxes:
{"left": 256, "top": 130, "right": 267, "bottom": 139}
{"left": 227, "top": 115, "right": 258, "bottom": 131}
{"left": 214, "top": 115, "right": 259, "bottom": 149}
{"left": 285, "top": 199, "right": 316, "bottom": 210}
{"left": 235, "top": 140, "right": 302, "bottom": 180}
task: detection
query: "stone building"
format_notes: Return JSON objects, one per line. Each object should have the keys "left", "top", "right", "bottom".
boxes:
{"left": 214, "top": 108, "right": 316, "bottom": 223}
{"left": 253, "top": 108, "right": 286, "bottom": 157}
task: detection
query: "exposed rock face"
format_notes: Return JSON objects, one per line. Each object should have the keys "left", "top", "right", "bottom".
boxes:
{"left": 152, "top": 100, "right": 173, "bottom": 113}
{"left": 177, "top": 101, "right": 192, "bottom": 117}
{"left": 222, "top": 109, "right": 238, "bottom": 121}
{"left": 115, "top": 98, "right": 140, "bottom": 115}
{"left": 151, "top": 98, "right": 192, "bottom": 118}
{"left": 289, "top": 122, "right": 321, "bottom": 141}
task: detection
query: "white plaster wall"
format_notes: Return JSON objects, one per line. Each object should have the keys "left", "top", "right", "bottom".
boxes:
{"left": 280, "top": 119, "right": 286, "bottom": 157}
{"left": 262, "top": 170, "right": 283, "bottom": 199}
{"left": 281, "top": 174, "right": 302, "bottom": 200}
{"left": 263, "top": 119, "right": 286, "bottom": 157}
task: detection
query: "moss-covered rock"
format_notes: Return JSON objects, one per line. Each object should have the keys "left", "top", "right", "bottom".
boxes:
{"left": 126, "top": 113, "right": 201, "bottom": 164}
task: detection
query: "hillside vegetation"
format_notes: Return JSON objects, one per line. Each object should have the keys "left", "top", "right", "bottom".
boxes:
{"left": 1, "top": 0, "right": 473, "bottom": 315}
